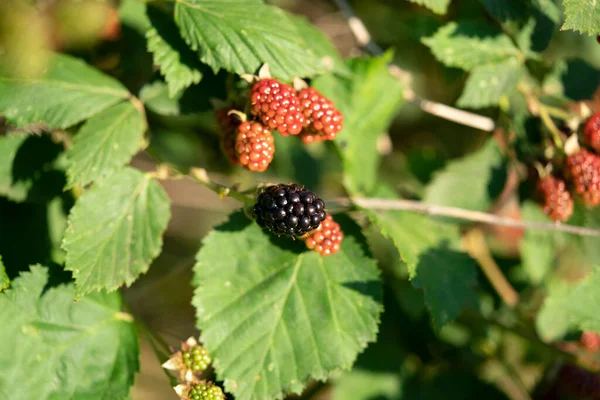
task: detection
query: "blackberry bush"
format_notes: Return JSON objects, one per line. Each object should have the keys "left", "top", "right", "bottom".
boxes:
{"left": 253, "top": 184, "right": 326, "bottom": 237}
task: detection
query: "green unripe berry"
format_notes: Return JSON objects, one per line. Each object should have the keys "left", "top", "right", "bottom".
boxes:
{"left": 188, "top": 382, "right": 225, "bottom": 400}
{"left": 182, "top": 345, "right": 211, "bottom": 372}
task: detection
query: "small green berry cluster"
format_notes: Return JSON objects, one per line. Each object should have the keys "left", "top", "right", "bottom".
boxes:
{"left": 187, "top": 381, "right": 225, "bottom": 400}
{"left": 183, "top": 345, "right": 211, "bottom": 372}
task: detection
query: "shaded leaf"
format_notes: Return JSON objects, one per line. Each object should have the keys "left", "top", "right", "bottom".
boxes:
{"left": 63, "top": 168, "right": 171, "bottom": 297}
{"left": 192, "top": 213, "right": 382, "bottom": 400}
{"left": 422, "top": 22, "right": 520, "bottom": 71}
{"left": 174, "top": 0, "right": 334, "bottom": 80}
{"left": 457, "top": 59, "right": 524, "bottom": 108}
{"left": 0, "top": 53, "right": 129, "bottom": 129}
{"left": 66, "top": 101, "right": 146, "bottom": 187}
{"left": 312, "top": 54, "right": 404, "bottom": 195}
{"left": 0, "top": 265, "right": 139, "bottom": 399}
{"left": 0, "top": 256, "right": 8, "bottom": 291}
{"left": 146, "top": 6, "right": 203, "bottom": 97}
{"left": 424, "top": 139, "right": 506, "bottom": 212}
{"left": 583, "top": 207, "right": 600, "bottom": 265}
{"left": 562, "top": 0, "right": 600, "bottom": 36}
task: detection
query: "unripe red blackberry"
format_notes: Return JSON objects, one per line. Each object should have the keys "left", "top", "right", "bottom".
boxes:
{"left": 216, "top": 107, "right": 241, "bottom": 166}
{"left": 253, "top": 184, "right": 327, "bottom": 237}
{"left": 536, "top": 176, "right": 574, "bottom": 222}
{"left": 566, "top": 149, "right": 600, "bottom": 206}
{"left": 249, "top": 78, "right": 304, "bottom": 136}
{"left": 581, "top": 331, "right": 600, "bottom": 352}
{"left": 304, "top": 214, "right": 343, "bottom": 256}
{"left": 234, "top": 121, "right": 275, "bottom": 172}
{"left": 297, "top": 87, "right": 343, "bottom": 143}
{"left": 186, "top": 381, "right": 225, "bottom": 400}
{"left": 584, "top": 112, "right": 600, "bottom": 153}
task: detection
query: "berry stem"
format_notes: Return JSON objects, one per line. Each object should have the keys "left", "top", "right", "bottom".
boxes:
{"left": 538, "top": 104, "right": 565, "bottom": 150}
{"left": 189, "top": 167, "right": 254, "bottom": 205}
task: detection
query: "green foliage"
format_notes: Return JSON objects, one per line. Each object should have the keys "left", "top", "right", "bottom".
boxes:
{"left": 312, "top": 54, "right": 404, "bottom": 195}
{"left": 583, "top": 208, "right": 600, "bottom": 264}
{"left": 0, "top": 53, "right": 129, "bottom": 129}
{"left": 519, "top": 201, "right": 555, "bottom": 285}
{"left": 67, "top": 101, "right": 146, "bottom": 187}
{"left": 333, "top": 369, "right": 401, "bottom": 400}
{"left": 0, "top": 266, "right": 139, "bottom": 399}
{"left": 422, "top": 22, "right": 521, "bottom": 71}
{"left": 562, "top": 0, "right": 600, "bottom": 35}
{"left": 192, "top": 213, "right": 382, "bottom": 400}
{"left": 457, "top": 59, "right": 524, "bottom": 108}
{"left": 63, "top": 168, "right": 171, "bottom": 297}
{"left": 0, "top": 256, "right": 8, "bottom": 291}
{"left": 424, "top": 139, "right": 507, "bottom": 211}
{"left": 539, "top": 268, "right": 600, "bottom": 334}
{"left": 146, "top": 6, "right": 204, "bottom": 97}
{"left": 407, "top": 0, "right": 451, "bottom": 15}
{"left": 174, "top": 0, "right": 339, "bottom": 80}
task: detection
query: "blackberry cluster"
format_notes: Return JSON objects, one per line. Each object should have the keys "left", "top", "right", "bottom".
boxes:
{"left": 584, "top": 112, "right": 600, "bottom": 153}
{"left": 536, "top": 176, "right": 574, "bottom": 222}
{"left": 216, "top": 107, "right": 241, "bottom": 166}
{"left": 298, "top": 88, "right": 344, "bottom": 144}
{"left": 182, "top": 345, "right": 211, "bottom": 372}
{"left": 187, "top": 381, "right": 225, "bottom": 400}
{"left": 303, "top": 213, "right": 343, "bottom": 256}
{"left": 253, "top": 184, "right": 326, "bottom": 237}
{"left": 566, "top": 149, "right": 600, "bottom": 206}
{"left": 250, "top": 78, "right": 304, "bottom": 136}
{"left": 234, "top": 121, "right": 275, "bottom": 172}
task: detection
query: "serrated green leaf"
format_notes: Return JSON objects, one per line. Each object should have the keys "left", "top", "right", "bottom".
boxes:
{"left": 519, "top": 201, "right": 555, "bottom": 285}
{"left": 422, "top": 22, "right": 521, "bottom": 71}
{"left": 407, "top": 0, "right": 451, "bottom": 14}
{"left": 0, "top": 265, "right": 139, "bottom": 400}
{"left": 562, "top": 0, "right": 600, "bottom": 36}
{"left": 146, "top": 6, "right": 203, "bottom": 97}
{"left": 539, "top": 267, "right": 600, "bottom": 335}
{"left": 0, "top": 256, "right": 8, "bottom": 291}
{"left": 583, "top": 207, "right": 600, "bottom": 265}
{"left": 424, "top": 139, "right": 506, "bottom": 212}
{"left": 174, "top": 0, "right": 334, "bottom": 80}
{"left": 457, "top": 59, "right": 524, "bottom": 108}
{"left": 63, "top": 168, "right": 171, "bottom": 296}
{"left": 0, "top": 53, "right": 129, "bottom": 129}
{"left": 66, "top": 101, "right": 146, "bottom": 188}
{"left": 192, "top": 213, "right": 382, "bottom": 400}
{"left": 312, "top": 55, "right": 404, "bottom": 195}
{"left": 532, "top": 0, "right": 561, "bottom": 23}
{"left": 536, "top": 279, "right": 577, "bottom": 341}
{"left": 333, "top": 369, "right": 401, "bottom": 400}
{"left": 362, "top": 189, "right": 478, "bottom": 330}
{"left": 0, "top": 134, "right": 66, "bottom": 203}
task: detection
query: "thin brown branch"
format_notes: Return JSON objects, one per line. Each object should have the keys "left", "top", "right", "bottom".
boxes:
{"left": 346, "top": 197, "right": 600, "bottom": 237}
{"left": 332, "top": 0, "right": 495, "bottom": 132}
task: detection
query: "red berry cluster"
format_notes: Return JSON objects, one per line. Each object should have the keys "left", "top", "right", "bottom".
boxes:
{"left": 536, "top": 112, "right": 600, "bottom": 222}
{"left": 215, "top": 76, "right": 343, "bottom": 173}
{"left": 302, "top": 213, "right": 344, "bottom": 256}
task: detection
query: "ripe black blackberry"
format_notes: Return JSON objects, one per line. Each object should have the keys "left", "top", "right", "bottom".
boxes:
{"left": 584, "top": 112, "right": 600, "bottom": 153}
{"left": 253, "top": 184, "right": 327, "bottom": 237}
{"left": 566, "top": 149, "right": 600, "bottom": 206}
{"left": 537, "top": 176, "right": 573, "bottom": 222}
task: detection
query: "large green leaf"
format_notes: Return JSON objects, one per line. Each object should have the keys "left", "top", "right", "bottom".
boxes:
{"left": 538, "top": 268, "right": 600, "bottom": 335}
{"left": 583, "top": 208, "right": 600, "bottom": 265}
{"left": 63, "top": 168, "right": 171, "bottom": 297}
{"left": 519, "top": 201, "right": 554, "bottom": 285}
{"left": 174, "top": 0, "right": 335, "bottom": 80}
{"left": 0, "top": 135, "right": 27, "bottom": 201}
{"left": 0, "top": 265, "right": 139, "bottom": 400}
{"left": 424, "top": 139, "right": 506, "bottom": 212}
{"left": 407, "top": 0, "right": 451, "bottom": 14}
{"left": 362, "top": 187, "right": 478, "bottom": 330}
{"left": 422, "top": 22, "right": 521, "bottom": 71}
{"left": 562, "top": 0, "right": 600, "bottom": 36}
{"left": 66, "top": 101, "right": 146, "bottom": 187}
{"left": 192, "top": 213, "right": 382, "bottom": 400}
{"left": 312, "top": 55, "right": 404, "bottom": 195}
{"left": 146, "top": 6, "right": 203, "bottom": 97}
{"left": 0, "top": 53, "right": 129, "bottom": 129}
{"left": 457, "top": 59, "right": 524, "bottom": 108}
{"left": 0, "top": 256, "right": 8, "bottom": 291}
